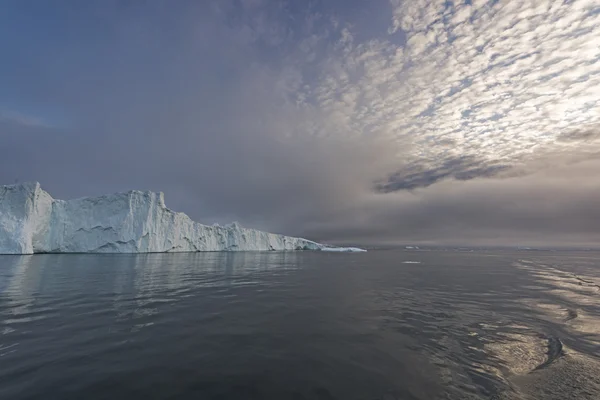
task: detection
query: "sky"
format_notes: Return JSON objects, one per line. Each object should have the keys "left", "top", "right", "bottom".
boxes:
{"left": 1, "top": 0, "right": 599, "bottom": 247}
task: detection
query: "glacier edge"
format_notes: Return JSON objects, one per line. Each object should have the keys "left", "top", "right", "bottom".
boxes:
{"left": 0, "top": 182, "right": 364, "bottom": 255}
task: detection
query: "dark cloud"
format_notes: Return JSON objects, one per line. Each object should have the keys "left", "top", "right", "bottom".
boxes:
{"left": 376, "top": 156, "right": 509, "bottom": 192}
{"left": 556, "top": 126, "right": 600, "bottom": 143}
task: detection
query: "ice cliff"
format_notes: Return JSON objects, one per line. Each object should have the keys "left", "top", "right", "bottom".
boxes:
{"left": 0, "top": 182, "right": 359, "bottom": 255}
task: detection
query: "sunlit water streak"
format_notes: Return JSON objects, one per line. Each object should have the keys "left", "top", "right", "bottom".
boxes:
{"left": 1, "top": 250, "right": 599, "bottom": 399}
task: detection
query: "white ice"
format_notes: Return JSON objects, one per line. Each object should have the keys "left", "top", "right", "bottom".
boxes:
{"left": 0, "top": 182, "right": 365, "bottom": 255}
{"left": 320, "top": 247, "right": 367, "bottom": 252}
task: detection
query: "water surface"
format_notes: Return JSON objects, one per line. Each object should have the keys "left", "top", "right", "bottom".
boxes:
{"left": 1, "top": 250, "right": 600, "bottom": 399}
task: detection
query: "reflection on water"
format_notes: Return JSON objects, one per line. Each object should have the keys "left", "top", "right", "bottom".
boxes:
{"left": 1, "top": 252, "right": 307, "bottom": 334}
{"left": 2, "top": 251, "right": 303, "bottom": 300}
{"left": 0, "top": 250, "right": 599, "bottom": 400}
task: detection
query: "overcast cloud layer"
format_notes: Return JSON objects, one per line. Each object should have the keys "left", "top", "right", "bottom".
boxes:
{"left": 1, "top": 0, "right": 599, "bottom": 247}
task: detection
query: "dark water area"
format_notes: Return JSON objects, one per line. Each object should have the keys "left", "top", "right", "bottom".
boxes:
{"left": 1, "top": 250, "right": 600, "bottom": 400}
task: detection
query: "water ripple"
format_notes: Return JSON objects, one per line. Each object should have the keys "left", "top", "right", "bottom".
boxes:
{"left": 0, "top": 251, "right": 599, "bottom": 399}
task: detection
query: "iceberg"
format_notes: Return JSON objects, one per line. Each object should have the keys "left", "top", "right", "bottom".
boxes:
{"left": 0, "top": 182, "right": 365, "bottom": 255}
{"left": 321, "top": 247, "right": 367, "bottom": 253}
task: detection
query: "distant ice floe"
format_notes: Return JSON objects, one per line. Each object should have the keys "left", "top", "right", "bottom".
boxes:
{"left": 321, "top": 247, "right": 367, "bottom": 253}
{"left": 402, "top": 261, "right": 421, "bottom": 264}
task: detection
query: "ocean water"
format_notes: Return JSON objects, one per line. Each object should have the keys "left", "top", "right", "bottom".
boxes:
{"left": 1, "top": 249, "right": 600, "bottom": 400}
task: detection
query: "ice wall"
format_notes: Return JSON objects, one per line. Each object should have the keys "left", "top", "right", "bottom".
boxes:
{"left": 0, "top": 183, "right": 325, "bottom": 254}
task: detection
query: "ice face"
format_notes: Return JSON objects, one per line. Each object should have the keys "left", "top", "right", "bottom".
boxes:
{"left": 0, "top": 182, "right": 334, "bottom": 254}
{"left": 0, "top": 182, "right": 53, "bottom": 254}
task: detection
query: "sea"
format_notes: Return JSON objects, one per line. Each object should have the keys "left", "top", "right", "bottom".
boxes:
{"left": 1, "top": 249, "right": 600, "bottom": 400}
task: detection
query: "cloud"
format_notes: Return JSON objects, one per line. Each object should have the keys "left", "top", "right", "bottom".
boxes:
{"left": 302, "top": 158, "right": 600, "bottom": 248}
{"left": 0, "top": 110, "right": 48, "bottom": 128}
{"left": 0, "top": 0, "right": 599, "bottom": 247}
{"left": 376, "top": 156, "right": 509, "bottom": 192}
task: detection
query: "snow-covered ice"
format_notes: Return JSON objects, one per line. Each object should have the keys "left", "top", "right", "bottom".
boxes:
{"left": 0, "top": 182, "right": 365, "bottom": 255}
